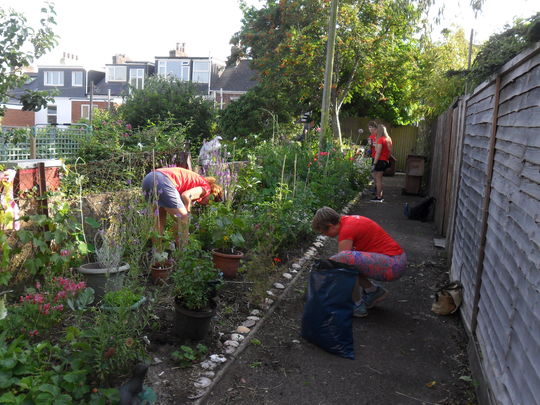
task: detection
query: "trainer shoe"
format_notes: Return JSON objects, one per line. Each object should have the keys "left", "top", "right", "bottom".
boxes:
{"left": 363, "top": 286, "right": 388, "bottom": 309}
{"left": 353, "top": 299, "right": 368, "bottom": 318}
{"left": 370, "top": 197, "right": 384, "bottom": 202}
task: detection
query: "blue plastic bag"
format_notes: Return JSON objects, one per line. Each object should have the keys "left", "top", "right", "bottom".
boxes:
{"left": 301, "top": 260, "right": 358, "bottom": 359}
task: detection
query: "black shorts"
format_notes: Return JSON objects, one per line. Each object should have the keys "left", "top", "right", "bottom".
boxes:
{"left": 374, "top": 160, "right": 390, "bottom": 172}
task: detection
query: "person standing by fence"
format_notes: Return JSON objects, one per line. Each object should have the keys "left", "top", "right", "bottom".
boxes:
{"left": 371, "top": 124, "right": 392, "bottom": 202}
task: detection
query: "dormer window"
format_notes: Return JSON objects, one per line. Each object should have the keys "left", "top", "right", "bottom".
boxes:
{"left": 106, "top": 66, "right": 127, "bottom": 82}
{"left": 193, "top": 61, "right": 209, "bottom": 83}
{"left": 44, "top": 71, "right": 64, "bottom": 86}
{"left": 72, "top": 71, "right": 83, "bottom": 87}
{"left": 129, "top": 68, "right": 144, "bottom": 89}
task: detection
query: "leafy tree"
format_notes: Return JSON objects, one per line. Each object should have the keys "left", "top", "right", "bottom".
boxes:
{"left": 467, "top": 12, "right": 539, "bottom": 88}
{"left": 412, "top": 27, "right": 472, "bottom": 119}
{"left": 0, "top": 4, "right": 57, "bottom": 114}
{"left": 118, "top": 76, "right": 216, "bottom": 147}
{"left": 230, "top": 0, "right": 428, "bottom": 139}
{"left": 218, "top": 85, "right": 300, "bottom": 143}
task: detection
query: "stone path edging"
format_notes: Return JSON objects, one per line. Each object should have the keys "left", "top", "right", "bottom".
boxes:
{"left": 191, "top": 192, "right": 363, "bottom": 404}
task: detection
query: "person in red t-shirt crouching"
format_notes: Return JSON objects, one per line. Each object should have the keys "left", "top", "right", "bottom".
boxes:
{"left": 312, "top": 207, "right": 407, "bottom": 317}
{"left": 142, "top": 167, "right": 223, "bottom": 249}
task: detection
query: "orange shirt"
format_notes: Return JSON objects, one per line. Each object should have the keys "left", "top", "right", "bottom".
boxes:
{"left": 156, "top": 167, "right": 211, "bottom": 202}
{"left": 338, "top": 215, "right": 403, "bottom": 256}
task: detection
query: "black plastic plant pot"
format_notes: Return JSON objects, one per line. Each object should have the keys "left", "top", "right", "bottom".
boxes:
{"left": 173, "top": 298, "right": 217, "bottom": 341}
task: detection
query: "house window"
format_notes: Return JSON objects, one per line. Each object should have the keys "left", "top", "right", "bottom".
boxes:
{"left": 181, "top": 61, "right": 190, "bottom": 81}
{"left": 72, "top": 71, "right": 83, "bottom": 87}
{"left": 81, "top": 104, "right": 99, "bottom": 120}
{"left": 47, "top": 106, "right": 57, "bottom": 124}
{"left": 44, "top": 71, "right": 64, "bottom": 86}
{"left": 106, "top": 66, "right": 127, "bottom": 82}
{"left": 129, "top": 68, "right": 144, "bottom": 89}
{"left": 158, "top": 61, "right": 167, "bottom": 76}
{"left": 192, "top": 61, "right": 209, "bottom": 83}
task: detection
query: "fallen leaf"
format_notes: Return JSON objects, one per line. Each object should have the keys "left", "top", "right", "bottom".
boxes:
{"left": 425, "top": 381, "right": 437, "bottom": 388}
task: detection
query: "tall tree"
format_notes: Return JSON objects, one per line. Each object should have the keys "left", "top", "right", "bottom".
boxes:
{"left": 0, "top": 4, "right": 57, "bottom": 114}
{"left": 231, "top": 0, "right": 428, "bottom": 141}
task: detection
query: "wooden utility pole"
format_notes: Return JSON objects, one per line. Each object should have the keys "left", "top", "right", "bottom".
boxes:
{"left": 319, "top": 0, "right": 339, "bottom": 149}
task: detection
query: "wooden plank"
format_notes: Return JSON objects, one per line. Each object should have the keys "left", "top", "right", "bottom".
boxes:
{"left": 466, "top": 94, "right": 496, "bottom": 115}
{"left": 465, "top": 122, "right": 492, "bottom": 138}
{"left": 500, "top": 51, "right": 540, "bottom": 90}
{"left": 498, "top": 86, "right": 540, "bottom": 116}
{"left": 496, "top": 126, "right": 540, "bottom": 147}
{"left": 497, "top": 106, "right": 540, "bottom": 127}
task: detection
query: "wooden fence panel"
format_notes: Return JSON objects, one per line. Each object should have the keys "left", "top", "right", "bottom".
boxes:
{"left": 449, "top": 44, "right": 540, "bottom": 404}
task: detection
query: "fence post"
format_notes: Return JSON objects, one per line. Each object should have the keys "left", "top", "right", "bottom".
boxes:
{"left": 37, "top": 162, "right": 49, "bottom": 217}
{"left": 30, "top": 126, "right": 37, "bottom": 159}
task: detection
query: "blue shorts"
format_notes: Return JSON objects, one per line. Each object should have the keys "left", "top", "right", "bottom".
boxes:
{"left": 141, "top": 171, "right": 185, "bottom": 210}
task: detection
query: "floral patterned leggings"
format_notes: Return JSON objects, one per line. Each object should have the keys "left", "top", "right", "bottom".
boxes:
{"left": 329, "top": 250, "right": 407, "bottom": 281}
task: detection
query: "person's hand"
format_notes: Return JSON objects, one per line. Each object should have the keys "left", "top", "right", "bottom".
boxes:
{"left": 371, "top": 164, "right": 375, "bottom": 172}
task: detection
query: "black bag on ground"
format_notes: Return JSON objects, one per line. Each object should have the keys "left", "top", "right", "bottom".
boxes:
{"left": 301, "top": 260, "right": 358, "bottom": 359}
{"left": 404, "top": 196, "right": 436, "bottom": 221}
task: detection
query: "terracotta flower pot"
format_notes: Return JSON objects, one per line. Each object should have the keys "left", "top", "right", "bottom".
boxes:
{"left": 211, "top": 249, "right": 244, "bottom": 279}
{"left": 150, "top": 260, "right": 174, "bottom": 285}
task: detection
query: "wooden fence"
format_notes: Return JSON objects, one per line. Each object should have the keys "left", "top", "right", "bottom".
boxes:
{"left": 426, "top": 43, "right": 540, "bottom": 404}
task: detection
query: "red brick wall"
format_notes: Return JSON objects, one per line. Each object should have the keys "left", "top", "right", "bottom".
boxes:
{"left": 71, "top": 101, "right": 109, "bottom": 123}
{"left": 1, "top": 109, "right": 35, "bottom": 126}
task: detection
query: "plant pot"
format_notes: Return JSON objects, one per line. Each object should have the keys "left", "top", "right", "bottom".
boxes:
{"left": 77, "top": 262, "right": 130, "bottom": 302}
{"left": 150, "top": 260, "right": 174, "bottom": 285}
{"left": 174, "top": 298, "right": 217, "bottom": 341}
{"left": 102, "top": 296, "right": 147, "bottom": 312}
{"left": 211, "top": 249, "right": 244, "bottom": 279}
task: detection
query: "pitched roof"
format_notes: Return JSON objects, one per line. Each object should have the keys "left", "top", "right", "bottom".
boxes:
{"left": 211, "top": 59, "right": 258, "bottom": 92}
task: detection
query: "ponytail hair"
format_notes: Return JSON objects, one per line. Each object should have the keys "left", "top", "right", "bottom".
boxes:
{"left": 377, "top": 124, "right": 389, "bottom": 138}
{"left": 205, "top": 176, "right": 224, "bottom": 202}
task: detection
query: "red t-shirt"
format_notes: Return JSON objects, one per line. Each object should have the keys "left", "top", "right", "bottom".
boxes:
{"left": 156, "top": 167, "right": 211, "bottom": 202}
{"left": 376, "top": 137, "right": 391, "bottom": 161}
{"left": 338, "top": 215, "right": 403, "bottom": 256}
{"left": 369, "top": 134, "right": 377, "bottom": 158}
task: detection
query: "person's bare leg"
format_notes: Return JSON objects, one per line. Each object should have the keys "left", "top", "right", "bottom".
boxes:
{"left": 164, "top": 207, "right": 189, "bottom": 250}
{"left": 157, "top": 206, "right": 167, "bottom": 234}
{"left": 375, "top": 171, "right": 383, "bottom": 199}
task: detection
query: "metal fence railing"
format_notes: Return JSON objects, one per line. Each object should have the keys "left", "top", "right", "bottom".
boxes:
{"left": 0, "top": 124, "right": 92, "bottom": 161}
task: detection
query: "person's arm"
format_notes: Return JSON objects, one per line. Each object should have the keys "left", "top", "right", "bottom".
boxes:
{"left": 180, "top": 186, "right": 206, "bottom": 213}
{"left": 338, "top": 239, "right": 353, "bottom": 252}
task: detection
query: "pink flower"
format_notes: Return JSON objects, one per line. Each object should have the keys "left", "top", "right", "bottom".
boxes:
{"left": 126, "top": 123, "right": 132, "bottom": 130}
{"left": 60, "top": 249, "right": 70, "bottom": 257}
{"left": 40, "top": 303, "right": 51, "bottom": 315}
{"left": 33, "top": 294, "right": 44, "bottom": 304}
{"left": 53, "top": 304, "right": 64, "bottom": 311}
{"left": 28, "top": 330, "right": 39, "bottom": 337}
{"left": 55, "top": 291, "right": 67, "bottom": 301}
{"left": 35, "top": 281, "right": 41, "bottom": 290}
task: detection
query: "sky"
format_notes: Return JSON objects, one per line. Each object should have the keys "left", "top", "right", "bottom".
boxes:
{"left": 3, "top": 0, "right": 539, "bottom": 69}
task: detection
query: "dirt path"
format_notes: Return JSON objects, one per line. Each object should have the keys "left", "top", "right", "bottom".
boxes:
{"left": 200, "top": 174, "right": 476, "bottom": 405}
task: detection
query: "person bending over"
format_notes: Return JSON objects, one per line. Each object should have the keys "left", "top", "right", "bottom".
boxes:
{"left": 142, "top": 167, "right": 223, "bottom": 249}
{"left": 312, "top": 207, "right": 407, "bottom": 317}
